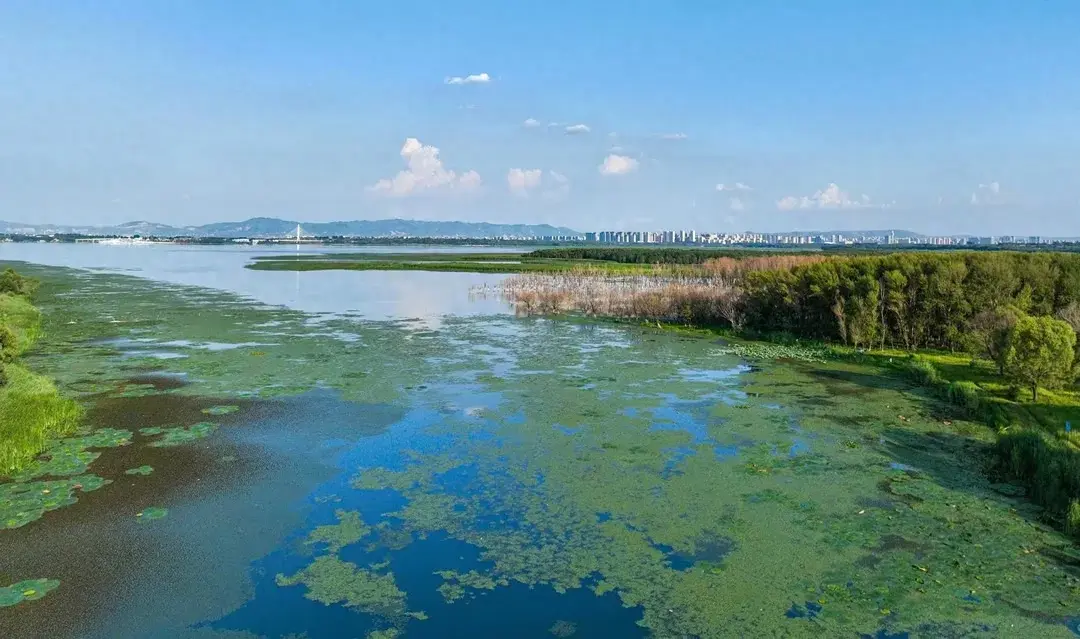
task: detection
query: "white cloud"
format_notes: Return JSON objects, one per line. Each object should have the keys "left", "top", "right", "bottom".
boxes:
{"left": 564, "top": 124, "right": 591, "bottom": 135}
{"left": 544, "top": 170, "right": 570, "bottom": 200}
{"left": 507, "top": 168, "right": 543, "bottom": 196}
{"left": 729, "top": 197, "right": 745, "bottom": 211}
{"left": 971, "top": 181, "right": 1002, "bottom": 205}
{"left": 506, "top": 168, "right": 570, "bottom": 200}
{"left": 776, "top": 183, "right": 876, "bottom": 210}
{"left": 367, "top": 138, "right": 482, "bottom": 197}
{"left": 599, "top": 154, "right": 639, "bottom": 176}
{"left": 660, "top": 132, "right": 688, "bottom": 140}
{"left": 716, "top": 182, "right": 753, "bottom": 192}
{"left": 522, "top": 118, "right": 541, "bottom": 128}
{"left": 445, "top": 72, "right": 491, "bottom": 85}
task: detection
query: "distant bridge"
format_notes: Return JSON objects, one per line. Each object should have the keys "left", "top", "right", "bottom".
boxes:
{"left": 270, "top": 224, "right": 321, "bottom": 244}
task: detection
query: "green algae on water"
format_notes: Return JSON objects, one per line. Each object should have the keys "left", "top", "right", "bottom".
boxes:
{"left": 275, "top": 555, "right": 420, "bottom": 623}
{"left": 10, "top": 428, "right": 133, "bottom": 481}
{"left": 0, "top": 579, "right": 60, "bottom": 607}
{"left": 305, "top": 510, "right": 371, "bottom": 553}
{"left": 434, "top": 569, "right": 505, "bottom": 603}
{"left": 141, "top": 422, "right": 217, "bottom": 447}
{"left": 125, "top": 465, "right": 154, "bottom": 476}
{"left": 136, "top": 506, "right": 168, "bottom": 523}
{"left": 202, "top": 405, "right": 240, "bottom": 416}
{"left": 1, "top": 475, "right": 110, "bottom": 529}
{"left": 341, "top": 334, "right": 1080, "bottom": 638}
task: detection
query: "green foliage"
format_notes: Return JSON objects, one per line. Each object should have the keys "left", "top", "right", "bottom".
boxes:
{"left": 0, "top": 474, "right": 110, "bottom": 529}
{"left": 527, "top": 247, "right": 805, "bottom": 264}
{"left": 1068, "top": 501, "right": 1080, "bottom": 535}
{"left": 946, "top": 381, "right": 981, "bottom": 413}
{"left": 136, "top": 506, "right": 168, "bottom": 522}
{"left": 10, "top": 428, "right": 131, "bottom": 481}
{"left": 1002, "top": 314, "right": 1077, "bottom": 401}
{"left": 0, "top": 324, "right": 18, "bottom": 364}
{"left": 0, "top": 285, "right": 83, "bottom": 474}
{"left": 0, "top": 578, "right": 60, "bottom": 607}
{"left": 711, "top": 341, "right": 833, "bottom": 363}
{"left": 741, "top": 251, "right": 1080, "bottom": 352}
{"left": 996, "top": 430, "right": 1080, "bottom": 532}
{"left": 0, "top": 268, "right": 38, "bottom": 298}
{"left": 899, "top": 357, "right": 941, "bottom": 386}
{"left": 140, "top": 422, "right": 217, "bottom": 447}
{"left": 0, "top": 365, "right": 83, "bottom": 475}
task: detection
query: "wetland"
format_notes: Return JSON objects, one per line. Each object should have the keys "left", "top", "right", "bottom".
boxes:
{"left": 2, "top": 244, "right": 1080, "bottom": 638}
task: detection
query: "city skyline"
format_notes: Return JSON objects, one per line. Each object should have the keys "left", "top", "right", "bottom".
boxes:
{"left": 2, "top": 3, "right": 1079, "bottom": 234}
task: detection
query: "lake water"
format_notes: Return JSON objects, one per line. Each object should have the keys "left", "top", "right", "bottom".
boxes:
{"left": 0, "top": 243, "right": 516, "bottom": 322}
{"left": 2, "top": 244, "right": 1080, "bottom": 638}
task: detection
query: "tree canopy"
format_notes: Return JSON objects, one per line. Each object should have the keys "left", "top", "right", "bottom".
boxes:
{"left": 1002, "top": 314, "right": 1077, "bottom": 401}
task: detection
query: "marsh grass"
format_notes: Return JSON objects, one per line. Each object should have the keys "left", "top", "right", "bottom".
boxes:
{"left": 0, "top": 365, "right": 83, "bottom": 474}
{"left": 0, "top": 289, "right": 82, "bottom": 475}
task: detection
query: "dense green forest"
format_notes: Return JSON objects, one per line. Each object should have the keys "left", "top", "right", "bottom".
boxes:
{"left": 738, "top": 252, "right": 1080, "bottom": 351}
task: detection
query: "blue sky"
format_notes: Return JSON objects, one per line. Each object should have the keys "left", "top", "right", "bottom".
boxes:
{"left": 2, "top": 1, "right": 1078, "bottom": 234}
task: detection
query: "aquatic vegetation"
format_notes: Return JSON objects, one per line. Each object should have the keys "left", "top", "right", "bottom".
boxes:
{"left": 10, "top": 428, "right": 132, "bottom": 481}
{"left": 0, "top": 475, "right": 110, "bottom": 529}
{"left": 0, "top": 289, "right": 83, "bottom": 474}
{"left": 6, "top": 263, "right": 1080, "bottom": 637}
{"left": 136, "top": 506, "right": 168, "bottom": 522}
{"left": 125, "top": 465, "right": 154, "bottom": 476}
{"left": 202, "top": 405, "right": 240, "bottom": 416}
{"left": 711, "top": 341, "right": 834, "bottom": 363}
{"left": 434, "top": 569, "right": 505, "bottom": 603}
{"left": 141, "top": 422, "right": 217, "bottom": 447}
{"left": 305, "top": 510, "right": 371, "bottom": 553}
{"left": 343, "top": 345, "right": 1080, "bottom": 637}
{"left": 548, "top": 620, "right": 577, "bottom": 637}
{"left": 275, "top": 555, "right": 418, "bottom": 622}
{"left": 0, "top": 578, "right": 60, "bottom": 607}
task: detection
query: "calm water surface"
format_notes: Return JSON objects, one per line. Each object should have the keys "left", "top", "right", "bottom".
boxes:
{"left": 3, "top": 244, "right": 1079, "bottom": 639}
{"left": 0, "top": 243, "right": 516, "bottom": 321}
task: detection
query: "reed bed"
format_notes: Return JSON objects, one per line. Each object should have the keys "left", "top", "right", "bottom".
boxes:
{"left": 477, "top": 266, "right": 746, "bottom": 327}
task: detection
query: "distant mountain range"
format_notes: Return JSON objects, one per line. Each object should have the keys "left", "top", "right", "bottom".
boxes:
{"left": 0, "top": 217, "right": 582, "bottom": 239}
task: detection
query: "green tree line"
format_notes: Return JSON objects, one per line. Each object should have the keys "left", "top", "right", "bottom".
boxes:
{"left": 528, "top": 247, "right": 809, "bottom": 264}
{"left": 740, "top": 251, "right": 1080, "bottom": 352}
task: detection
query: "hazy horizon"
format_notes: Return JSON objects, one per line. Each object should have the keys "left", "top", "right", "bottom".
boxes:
{"left": 3, "top": 2, "right": 1078, "bottom": 235}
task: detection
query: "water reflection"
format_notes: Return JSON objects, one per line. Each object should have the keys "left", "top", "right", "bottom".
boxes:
{"left": 0, "top": 243, "right": 515, "bottom": 324}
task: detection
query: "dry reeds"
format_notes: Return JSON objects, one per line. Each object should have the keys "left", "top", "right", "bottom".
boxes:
{"left": 479, "top": 266, "right": 745, "bottom": 327}
{"left": 700, "top": 254, "right": 828, "bottom": 278}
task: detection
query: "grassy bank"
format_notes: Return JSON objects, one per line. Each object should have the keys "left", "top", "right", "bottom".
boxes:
{"left": 0, "top": 287, "right": 82, "bottom": 475}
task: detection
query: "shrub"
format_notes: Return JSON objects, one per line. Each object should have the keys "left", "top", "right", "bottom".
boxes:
{"left": 901, "top": 358, "right": 941, "bottom": 386}
{"left": 0, "top": 268, "right": 37, "bottom": 297}
{"left": 996, "top": 429, "right": 1080, "bottom": 535}
{"left": 1069, "top": 501, "right": 1080, "bottom": 535}
{"left": 0, "top": 325, "right": 18, "bottom": 363}
{"left": 946, "top": 381, "right": 981, "bottom": 413}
